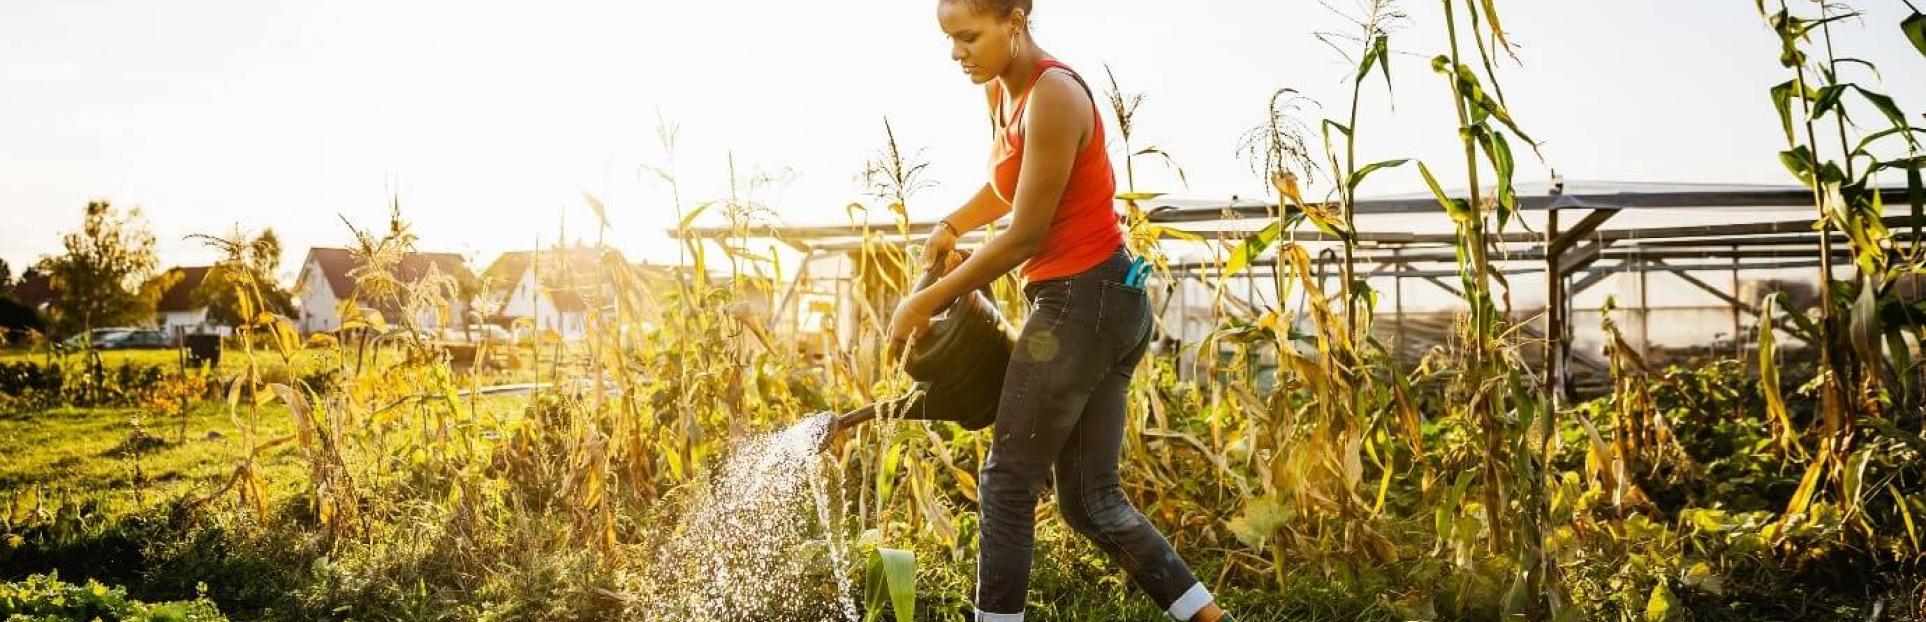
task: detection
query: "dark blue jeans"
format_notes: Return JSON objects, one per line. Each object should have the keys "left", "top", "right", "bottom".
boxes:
{"left": 975, "top": 247, "right": 1212, "bottom": 621}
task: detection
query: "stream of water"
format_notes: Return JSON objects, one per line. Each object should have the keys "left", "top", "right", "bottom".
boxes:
{"left": 637, "top": 412, "right": 856, "bottom": 621}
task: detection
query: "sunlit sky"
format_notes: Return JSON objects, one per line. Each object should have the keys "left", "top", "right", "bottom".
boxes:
{"left": 2, "top": 0, "right": 1922, "bottom": 280}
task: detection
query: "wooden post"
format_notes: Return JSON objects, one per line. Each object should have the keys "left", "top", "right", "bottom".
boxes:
{"left": 1393, "top": 249, "right": 1406, "bottom": 363}
{"left": 1730, "top": 246, "right": 1743, "bottom": 359}
{"left": 176, "top": 325, "right": 189, "bottom": 443}
{"left": 1545, "top": 208, "right": 1564, "bottom": 409}
{"left": 1175, "top": 270, "right": 1188, "bottom": 381}
{"left": 1637, "top": 254, "right": 1652, "bottom": 361}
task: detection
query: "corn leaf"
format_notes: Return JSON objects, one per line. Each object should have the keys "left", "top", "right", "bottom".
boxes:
{"left": 1359, "top": 34, "right": 1394, "bottom": 98}
{"left": 1851, "top": 86, "right": 1910, "bottom": 131}
{"left": 1850, "top": 127, "right": 1926, "bottom": 157}
{"left": 1477, "top": 131, "right": 1518, "bottom": 228}
{"left": 1910, "top": 159, "right": 1923, "bottom": 244}
{"left": 1323, "top": 119, "right": 1352, "bottom": 141}
{"left": 1479, "top": 0, "right": 1513, "bottom": 57}
{"left": 1345, "top": 159, "right": 1411, "bottom": 193}
{"left": 1770, "top": 80, "right": 1812, "bottom": 147}
{"left": 1134, "top": 146, "right": 1191, "bottom": 190}
{"left": 1903, "top": 11, "right": 1926, "bottom": 57}
{"left": 1224, "top": 221, "right": 1282, "bottom": 280}
{"left": 1893, "top": 484, "right": 1922, "bottom": 551}
{"left": 1810, "top": 84, "right": 1852, "bottom": 122}
{"left": 1849, "top": 278, "right": 1882, "bottom": 364}
{"left": 677, "top": 201, "right": 714, "bottom": 231}
{"left": 1434, "top": 58, "right": 1539, "bottom": 151}
{"left": 1758, "top": 294, "right": 1802, "bottom": 457}
{"left": 269, "top": 383, "right": 315, "bottom": 448}
{"left": 582, "top": 191, "right": 610, "bottom": 230}
{"left": 1417, "top": 162, "right": 1473, "bottom": 223}
{"left": 1786, "top": 455, "right": 1826, "bottom": 517}
{"left": 864, "top": 547, "right": 916, "bottom": 622}
{"left": 1779, "top": 146, "right": 1817, "bottom": 186}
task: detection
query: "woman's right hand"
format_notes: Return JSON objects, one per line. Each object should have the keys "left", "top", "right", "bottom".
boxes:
{"left": 924, "top": 220, "right": 959, "bottom": 269}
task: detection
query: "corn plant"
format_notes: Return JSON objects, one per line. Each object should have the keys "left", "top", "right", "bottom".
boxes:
{"left": 849, "top": 119, "right": 957, "bottom": 564}
{"left": 1315, "top": 0, "right": 1410, "bottom": 338}
{"left": 183, "top": 225, "right": 346, "bottom": 535}
{"left": 1411, "top": 0, "right": 1569, "bottom": 617}
{"left": 1206, "top": 0, "right": 1436, "bottom": 592}
{"left": 1754, "top": 0, "right": 1926, "bottom": 539}
{"left": 1104, "top": 66, "right": 1204, "bottom": 285}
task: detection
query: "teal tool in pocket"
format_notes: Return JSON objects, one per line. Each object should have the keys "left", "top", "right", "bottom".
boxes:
{"left": 1122, "top": 255, "right": 1150, "bottom": 291}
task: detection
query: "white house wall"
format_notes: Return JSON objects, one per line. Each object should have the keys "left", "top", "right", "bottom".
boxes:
{"left": 500, "top": 269, "right": 541, "bottom": 318}
{"left": 296, "top": 257, "right": 341, "bottom": 333}
{"left": 493, "top": 268, "right": 588, "bottom": 340}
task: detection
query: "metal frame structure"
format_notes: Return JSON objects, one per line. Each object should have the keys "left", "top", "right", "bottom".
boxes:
{"left": 674, "top": 180, "right": 1924, "bottom": 402}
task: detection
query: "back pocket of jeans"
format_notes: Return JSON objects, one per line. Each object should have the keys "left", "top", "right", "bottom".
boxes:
{"left": 1097, "top": 281, "right": 1149, "bottom": 352}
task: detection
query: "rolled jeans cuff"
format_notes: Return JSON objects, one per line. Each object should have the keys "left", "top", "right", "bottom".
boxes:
{"left": 1166, "top": 582, "right": 1213, "bottom": 621}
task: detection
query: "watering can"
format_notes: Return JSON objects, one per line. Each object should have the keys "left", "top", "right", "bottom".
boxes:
{"left": 827, "top": 249, "right": 1015, "bottom": 438}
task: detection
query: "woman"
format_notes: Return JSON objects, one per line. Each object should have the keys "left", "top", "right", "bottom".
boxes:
{"left": 882, "top": 2, "right": 1232, "bottom": 620}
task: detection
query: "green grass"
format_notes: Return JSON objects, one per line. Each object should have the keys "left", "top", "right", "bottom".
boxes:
{"left": 1, "top": 392, "right": 532, "bottom": 522}
{"left": 0, "top": 347, "right": 333, "bottom": 388}
{"left": 0, "top": 403, "right": 303, "bottom": 519}
{"left": 0, "top": 346, "right": 546, "bottom": 391}
{"left": 1, "top": 395, "right": 535, "bottom": 620}
{"left": 0, "top": 403, "right": 310, "bottom": 618}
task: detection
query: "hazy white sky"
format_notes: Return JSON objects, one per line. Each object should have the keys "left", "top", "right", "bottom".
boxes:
{"left": 2, "top": 0, "right": 1922, "bottom": 279}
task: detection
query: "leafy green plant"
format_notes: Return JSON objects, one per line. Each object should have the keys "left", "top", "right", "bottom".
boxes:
{"left": 0, "top": 573, "right": 225, "bottom": 622}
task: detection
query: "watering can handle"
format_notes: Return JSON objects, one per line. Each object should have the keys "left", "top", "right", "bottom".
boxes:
{"left": 912, "top": 248, "right": 969, "bottom": 304}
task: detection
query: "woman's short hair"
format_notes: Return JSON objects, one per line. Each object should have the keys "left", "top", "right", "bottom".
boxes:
{"left": 948, "top": 0, "right": 1032, "bottom": 20}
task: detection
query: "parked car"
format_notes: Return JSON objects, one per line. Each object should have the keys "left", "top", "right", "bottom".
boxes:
{"left": 95, "top": 329, "right": 173, "bottom": 350}
{"left": 59, "top": 328, "right": 136, "bottom": 350}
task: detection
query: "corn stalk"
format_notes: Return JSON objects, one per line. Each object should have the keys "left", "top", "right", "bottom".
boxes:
{"left": 1755, "top": 0, "right": 1926, "bottom": 541}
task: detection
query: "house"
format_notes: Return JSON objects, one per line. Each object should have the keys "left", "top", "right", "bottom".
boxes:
{"left": 479, "top": 247, "right": 626, "bottom": 340}
{"left": 150, "top": 265, "right": 229, "bottom": 336}
{"left": 294, "top": 247, "right": 475, "bottom": 334}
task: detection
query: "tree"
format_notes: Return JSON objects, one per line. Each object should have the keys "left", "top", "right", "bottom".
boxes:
{"left": 36, "top": 200, "right": 160, "bottom": 337}
{"left": 193, "top": 227, "right": 295, "bottom": 325}
{"left": 0, "top": 258, "right": 13, "bottom": 291}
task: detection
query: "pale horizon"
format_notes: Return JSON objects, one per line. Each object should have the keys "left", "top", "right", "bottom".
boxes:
{"left": 3, "top": 0, "right": 1923, "bottom": 282}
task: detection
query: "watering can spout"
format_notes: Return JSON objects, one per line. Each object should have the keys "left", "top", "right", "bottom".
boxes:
{"left": 816, "top": 404, "right": 874, "bottom": 452}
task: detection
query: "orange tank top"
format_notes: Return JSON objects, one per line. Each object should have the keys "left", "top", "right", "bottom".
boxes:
{"left": 989, "top": 59, "right": 1123, "bottom": 283}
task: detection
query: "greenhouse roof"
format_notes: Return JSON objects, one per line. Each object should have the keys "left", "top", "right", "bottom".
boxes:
{"left": 674, "top": 179, "right": 1921, "bottom": 256}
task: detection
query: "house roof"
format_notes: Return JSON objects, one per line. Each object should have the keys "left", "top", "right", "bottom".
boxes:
{"left": 483, "top": 247, "right": 627, "bottom": 312}
{"left": 549, "top": 289, "right": 589, "bottom": 312}
{"left": 480, "top": 252, "right": 532, "bottom": 291}
{"left": 484, "top": 248, "right": 622, "bottom": 284}
{"left": 302, "top": 247, "right": 474, "bottom": 300}
{"left": 154, "top": 266, "right": 212, "bottom": 312}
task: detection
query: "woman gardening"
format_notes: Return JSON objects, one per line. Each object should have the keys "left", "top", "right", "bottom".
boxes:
{"left": 832, "top": 1, "right": 1235, "bottom": 620}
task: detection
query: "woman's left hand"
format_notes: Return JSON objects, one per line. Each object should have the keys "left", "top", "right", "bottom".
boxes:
{"left": 886, "top": 291, "right": 940, "bottom": 355}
